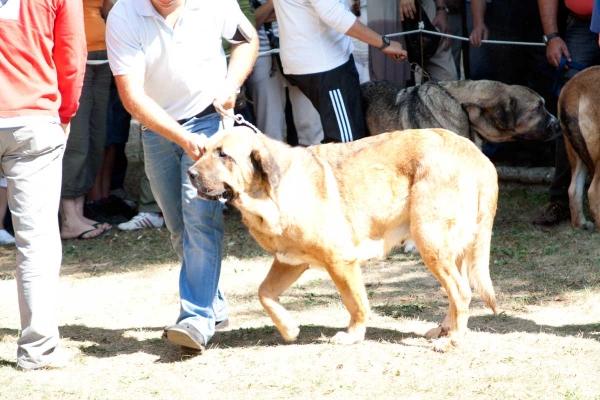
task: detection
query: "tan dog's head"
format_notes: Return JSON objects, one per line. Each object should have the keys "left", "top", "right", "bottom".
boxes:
{"left": 458, "top": 81, "right": 561, "bottom": 143}
{"left": 187, "top": 126, "right": 281, "bottom": 205}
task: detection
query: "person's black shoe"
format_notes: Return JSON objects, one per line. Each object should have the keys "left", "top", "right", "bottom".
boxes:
{"left": 531, "top": 203, "right": 571, "bottom": 226}
{"left": 104, "top": 195, "right": 137, "bottom": 219}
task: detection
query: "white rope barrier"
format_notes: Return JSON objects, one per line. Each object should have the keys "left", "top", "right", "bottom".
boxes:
{"left": 387, "top": 27, "right": 546, "bottom": 47}
{"left": 252, "top": 26, "right": 545, "bottom": 58}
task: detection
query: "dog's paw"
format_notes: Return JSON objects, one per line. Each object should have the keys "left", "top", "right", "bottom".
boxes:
{"left": 280, "top": 326, "right": 300, "bottom": 342}
{"left": 432, "top": 337, "right": 455, "bottom": 353}
{"left": 584, "top": 221, "right": 595, "bottom": 231}
{"left": 329, "top": 331, "right": 364, "bottom": 345}
{"left": 424, "top": 325, "right": 447, "bottom": 340}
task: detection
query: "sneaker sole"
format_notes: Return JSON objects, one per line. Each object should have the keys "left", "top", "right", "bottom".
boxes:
{"left": 215, "top": 319, "right": 229, "bottom": 331}
{"left": 165, "top": 330, "right": 205, "bottom": 352}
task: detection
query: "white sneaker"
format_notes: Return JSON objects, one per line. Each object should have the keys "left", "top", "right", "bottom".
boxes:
{"left": 117, "top": 212, "right": 164, "bottom": 231}
{"left": 0, "top": 229, "right": 15, "bottom": 245}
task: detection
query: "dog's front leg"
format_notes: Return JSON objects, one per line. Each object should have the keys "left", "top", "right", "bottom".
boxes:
{"left": 258, "top": 259, "right": 309, "bottom": 341}
{"left": 326, "top": 261, "right": 369, "bottom": 345}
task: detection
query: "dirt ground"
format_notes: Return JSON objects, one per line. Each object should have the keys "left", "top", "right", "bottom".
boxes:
{"left": 0, "top": 166, "right": 599, "bottom": 399}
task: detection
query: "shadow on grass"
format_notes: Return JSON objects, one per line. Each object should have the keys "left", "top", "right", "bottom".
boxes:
{"left": 2, "top": 313, "right": 598, "bottom": 368}
{"left": 469, "top": 314, "right": 600, "bottom": 342}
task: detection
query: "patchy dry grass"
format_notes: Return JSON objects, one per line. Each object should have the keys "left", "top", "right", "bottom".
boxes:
{"left": 0, "top": 176, "right": 599, "bottom": 400}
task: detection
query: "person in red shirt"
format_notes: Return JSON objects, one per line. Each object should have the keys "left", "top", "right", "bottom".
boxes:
{"left": 0, "top": 0, "right": 87, "bottom": 369}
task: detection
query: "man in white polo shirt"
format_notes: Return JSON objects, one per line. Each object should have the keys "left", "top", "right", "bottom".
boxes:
{"left": 106, "top": 0, "right": 258, "bottom": 354}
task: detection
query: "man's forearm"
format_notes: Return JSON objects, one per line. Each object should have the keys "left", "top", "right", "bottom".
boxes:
{"left": 538, "top": 0, "right": 559, "bottom": 34}
{"left": 345, "top": 19, "right": 387, "bottom": 48}
{"left": 254, "top": 0, "right": 274, "bottom": 28}
{"left": 227, "top": 32, "right": 259, "bottom": 87}
{"left": 471, "top": 0, "right": 486, "bottom": 27}
{"left": 114, "top": 74, "right": 190, "bottom": 148}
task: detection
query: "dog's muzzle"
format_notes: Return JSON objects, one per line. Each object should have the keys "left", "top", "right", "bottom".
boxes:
{"left": 545, "top": 115, "right": 562, "bottom": 141}
{"left": 187, "top": 168, "right": 233, "bottom": 203}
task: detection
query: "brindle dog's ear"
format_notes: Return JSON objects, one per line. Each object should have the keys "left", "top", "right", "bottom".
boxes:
{"left": 250, "top": 147, "right": 281, "bottom": 189}
{"left": 490, "top": 97, "right": 517, "bottom": 131}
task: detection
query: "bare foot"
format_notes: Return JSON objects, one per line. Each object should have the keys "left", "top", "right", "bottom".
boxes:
{"left": 81, "top": 215, "right": 111, "bottom": 230}
{"left": 60, "top": 222, "right": 110, "bottom": 240}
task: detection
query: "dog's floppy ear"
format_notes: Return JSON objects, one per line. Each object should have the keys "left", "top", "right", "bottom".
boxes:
{"left": 463, "top": 97, "right": 517, "bottom": 132}
{"left": 489, "top": 97, "right": 517, "bottom": 131}
{"left": 250, "top": 146, "right": 281, "bottom": 189}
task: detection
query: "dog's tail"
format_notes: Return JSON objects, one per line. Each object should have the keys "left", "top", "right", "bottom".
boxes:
{"left": 466, "top": 174, "right": 498, "bottom": 314}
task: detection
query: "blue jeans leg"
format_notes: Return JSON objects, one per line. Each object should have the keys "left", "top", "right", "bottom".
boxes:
{"left": 142, "top": 114, "right": 228, "bottom": 344}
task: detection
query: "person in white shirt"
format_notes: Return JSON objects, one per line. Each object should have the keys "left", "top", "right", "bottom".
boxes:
{"left": 247, "top": 0, "right": 324, "bottom": 145}
{"left": 273, "top": 0, "right": 407, "bottom": 142}
{"left": 106, "top": 0, "right": 258, "bottom": 355}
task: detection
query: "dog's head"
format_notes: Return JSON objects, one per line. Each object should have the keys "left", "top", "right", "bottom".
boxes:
{"left": 460, "top": 81, "right": 561, "bottom": 143}
{"left": 187, "top": 126, "right": 281, "bottom": 205}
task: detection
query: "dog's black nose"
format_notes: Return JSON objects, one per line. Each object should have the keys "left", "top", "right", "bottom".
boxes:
{"left": 187, "top": 168, "right": 199, "bottom": 180}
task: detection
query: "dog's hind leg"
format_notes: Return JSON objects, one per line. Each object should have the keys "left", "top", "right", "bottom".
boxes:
{"left": 326, "top": 261, "right": 370, "bottom": 345}
{"left": 587, "top": 162, "right": 600, "bottom": 229}
{"left": 415, "top": 239, "right": 472, "bottom": 352}
{"left": 258, "top": 259, "right": 309, "bottom": 341}
{"left": 566, "top": 140, "right": 590, "bottom": 229}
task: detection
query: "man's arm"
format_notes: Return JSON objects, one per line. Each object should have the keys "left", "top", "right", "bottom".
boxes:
{"left": 54, "top": 0, "right": 87, "bottom": 128}
{"left": 254, "top": 0, "right": 276, "bottom": 28}
{"left": 115, "top": 74, "right": 206, "bottom": 161}
{"left": 345, "top": 20, "right": 407, "bottom": 60}
{"left": 469, "top": 0, "right": 488, "bottom": 47}
{"left": 310, "top": 0, "right": 406, "bottom": 60}
{"left": 214, "top": 27, "right": 259, "bottom": 111}
{"left": 538, "top": 0, "right": 570, "bottom": 67}
{"left": 432, "top": 0, "right": 451, "bottom": 50}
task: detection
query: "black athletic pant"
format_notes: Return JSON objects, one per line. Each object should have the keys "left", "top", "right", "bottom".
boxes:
{"left": 285, "top": 55, "right": 367, "bottom": 143}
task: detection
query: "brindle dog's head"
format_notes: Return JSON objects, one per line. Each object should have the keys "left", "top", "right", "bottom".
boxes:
{"left": 452, "top": 81, "right": 561, "bottom": 143}
{"left": 187, "top": 127, "right": 281, "bottom": 205}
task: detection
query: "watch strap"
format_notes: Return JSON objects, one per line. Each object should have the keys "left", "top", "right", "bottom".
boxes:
{"left": 378, "top": 35, "right": 390, "bottom": 51}
{"left": 544, "top": 32, "right": 560, "bottom": 44}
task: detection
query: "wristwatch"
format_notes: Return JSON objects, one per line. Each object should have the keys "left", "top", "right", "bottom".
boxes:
{"left": 436, "top": 6, "right": 449, "bottom": 12}
{"left": 378, "top": 35, "right": 391, "bottom": 51}
{"left": 543, "top": 32, "right": 560, "bottom": 45}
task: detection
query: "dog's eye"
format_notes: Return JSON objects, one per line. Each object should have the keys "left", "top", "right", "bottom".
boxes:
{"left": 217, "top": 148, "right": 228, "bottom": 159}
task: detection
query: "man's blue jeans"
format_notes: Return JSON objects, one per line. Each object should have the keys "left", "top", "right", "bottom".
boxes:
{"left": 142, "top": 113, "right": 229, "bottom": 344}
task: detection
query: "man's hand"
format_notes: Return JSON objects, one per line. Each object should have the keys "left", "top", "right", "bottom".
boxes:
{"left": 382, "top": 41, "right": 408, "bottom": 61}
{"left": 399, "top": 0, "right": 416, "bottom": 21}
{"left": 182, "top": 132, "right": 208, "bottom": 161}
{"left": 469, "top": 22, "right": 488, "bottom": 47}
{"left": 546, "top": 37, "right": 570, "bottom": 68}
{"left": 213, "top": 78, "right": 239, "bottom": 112}
{"left": 60, "top": 123, "right": 70, "bottom": 137}
{"left": 432, "top": 9, "right": 451, "bottom": 50}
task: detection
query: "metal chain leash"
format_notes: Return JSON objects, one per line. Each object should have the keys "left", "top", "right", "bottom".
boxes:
{"left": 214, "top": 103, "right": 263, "bottom": 134}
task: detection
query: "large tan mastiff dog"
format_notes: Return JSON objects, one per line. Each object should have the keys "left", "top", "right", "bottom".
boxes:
{"left": 188, "top": 126, "right": 499, "bottom": 352}
{"left": 559, "top": 65, "right": 600, "bottom": 229}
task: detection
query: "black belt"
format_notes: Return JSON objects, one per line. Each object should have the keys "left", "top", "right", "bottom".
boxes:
{"left": 177, "top": 104, "right": 216, "bottom": 125}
